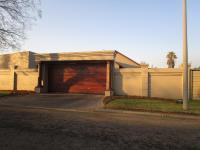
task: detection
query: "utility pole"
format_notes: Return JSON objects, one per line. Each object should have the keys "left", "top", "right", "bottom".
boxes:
{"left": 182, "top": 0, "right": 188, "bottom": 110}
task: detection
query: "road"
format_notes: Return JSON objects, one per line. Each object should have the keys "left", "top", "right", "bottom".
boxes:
{"left": 0, "top": 105, "right": 200, "bottom": 150}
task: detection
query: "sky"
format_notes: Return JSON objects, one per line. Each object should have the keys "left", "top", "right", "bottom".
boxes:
{"left": 22, "top": 0, "right": 200, "bottom": 68}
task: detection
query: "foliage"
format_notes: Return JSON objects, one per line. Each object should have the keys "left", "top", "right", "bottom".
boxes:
{"left": 0, "top": 0, "right": 41, "bottom": 50}
{"left": 166, "top": 51, "right": 177, "bottom": 68}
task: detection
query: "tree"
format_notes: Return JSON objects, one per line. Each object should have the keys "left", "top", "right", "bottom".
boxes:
{"left": 0, "top": 0, "right": 41, "bottom": 50}
{"left": 166, "top": 51, "right": 177, "bottom": 68}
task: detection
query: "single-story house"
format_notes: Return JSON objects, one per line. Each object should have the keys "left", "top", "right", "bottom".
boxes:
{"left": 1, "top": 50, "right": 199, "bottom": 100}
{"left": 0, "top": 50, "right": 140, "bottom": 96}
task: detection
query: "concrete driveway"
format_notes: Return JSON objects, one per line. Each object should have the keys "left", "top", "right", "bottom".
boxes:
{"left": 0, "top": 94, "right": 104, "bottom": 110}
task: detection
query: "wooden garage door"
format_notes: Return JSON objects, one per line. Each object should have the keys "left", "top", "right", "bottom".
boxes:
{"left": 48, "top": 62, "right": 106, "bottom": 94}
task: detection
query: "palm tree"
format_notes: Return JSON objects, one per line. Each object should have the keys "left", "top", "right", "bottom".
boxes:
{"left": 166, "top": 51, "right": 177, "bottom": 68}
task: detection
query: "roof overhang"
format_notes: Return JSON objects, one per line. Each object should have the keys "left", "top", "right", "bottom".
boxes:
{"left": 35, "top": 51, "right": 115, "bottom": 63}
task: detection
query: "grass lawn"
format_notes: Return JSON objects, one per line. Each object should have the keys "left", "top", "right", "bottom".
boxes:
{"left": 0, "top": 91, "right": 11, "bottom": 97}
{"left": 105, "top": 99, "right": 200, "bottom": 115}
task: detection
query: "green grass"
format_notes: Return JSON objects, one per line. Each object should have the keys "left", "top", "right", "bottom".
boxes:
{"left": 105, "top": 99, "right": 200, "bottom": 114}
{"left": 0, "top": 91, "right": 11, "bottom": 97}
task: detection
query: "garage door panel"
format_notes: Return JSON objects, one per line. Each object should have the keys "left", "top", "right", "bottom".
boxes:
{"left": 48, "top": 62, "right": 106, "bottom": 94}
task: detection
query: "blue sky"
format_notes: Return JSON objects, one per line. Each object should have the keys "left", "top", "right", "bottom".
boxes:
{"left": 22, "top": 0, "right": 200, "bottom": 68}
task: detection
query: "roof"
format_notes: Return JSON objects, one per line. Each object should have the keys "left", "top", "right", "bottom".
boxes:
{"left": 0, "top": 50, "right": 140, "bottom": 68}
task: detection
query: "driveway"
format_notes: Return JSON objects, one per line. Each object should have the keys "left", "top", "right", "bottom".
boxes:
{"left": 0, "top": 94, "right": 104, "bottom": 110}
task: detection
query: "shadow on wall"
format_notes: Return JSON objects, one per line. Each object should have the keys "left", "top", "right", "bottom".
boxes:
{"left": 113, "top": 71, "right": 127, "bottom": 95}
{"left": 48, "top": 62, "right": 106, "bottom": 94}
{"left": 45, "top": 53, "right": 60, "bottom": 91}
{"left": 49, "top": 53, "right": 59, "bottom": 61}
{"left": 62, "top": 65, "right": 88, "bottom": 92}
{"left": 1, "top": 54, "right": 11, "bottom": 68}
{"left": 29, "top": 52, "right": 37, "bottom": 68}
{"left": 48, "top": 62, "right": 89, "bottom": 93}
{"left": 61, "top": 63, "right": 106, "bottom": 94}
{"left": 14, "top": 72, "right": 17, "bottom": 91}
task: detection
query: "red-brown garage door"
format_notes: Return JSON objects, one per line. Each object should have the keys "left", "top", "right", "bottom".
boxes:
{"left": 48, "top": 62, "right": 106, "bottom": 94}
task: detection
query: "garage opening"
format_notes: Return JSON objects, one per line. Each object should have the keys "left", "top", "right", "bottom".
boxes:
{"left": 48, "top": 61, "right": 106, "bottom": 94}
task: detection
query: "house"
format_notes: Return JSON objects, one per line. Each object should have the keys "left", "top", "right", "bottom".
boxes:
{"left": 0, "top": 50, "right": 140, "bottom": 96}
{"left": 1, "top": 50, "right": 199, "bottom": 100}
{"left": 35, "top": 50, "right": 140, "bottom": 96}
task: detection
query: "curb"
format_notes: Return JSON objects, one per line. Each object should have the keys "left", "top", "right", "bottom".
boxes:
{"left": 0, "top": 104, "right": 200, "bottom": 120}
{"left": 95, "top": 109, "right": 200, "bottom": 120}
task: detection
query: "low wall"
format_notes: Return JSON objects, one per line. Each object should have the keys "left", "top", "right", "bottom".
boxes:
{"left": 113, "top": 67, "right": 184, "bottom": 100}
{"left": 0, "top": 69, "right": 13, "bottom": 90}
{"left": 16, "top": 69, "right": 38, "bottom": 91}
{"left": 149, "top": 69, "right": 182, "bottom": 99}
{"left": 191, "top": 70, "right": 200, "bottom": 100}
{"left": 113, "top": 68, "right": 142, "bottom": 96}
{"left": 0, "top": 67, "right": 199, "bottom": 100}
{"left": 0, "top": 69, "right": 38, "bottom": 91}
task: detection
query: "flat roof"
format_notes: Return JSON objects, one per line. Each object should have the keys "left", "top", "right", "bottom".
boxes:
{"left": 35, "top": 50, "right": 116, "bottom": 62}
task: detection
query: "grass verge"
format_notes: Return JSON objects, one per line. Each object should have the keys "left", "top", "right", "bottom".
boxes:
{"left": 0, "top": 91, "right": 12, "bottom": 97}
{"left": 105, "top": 99, "right": 200, "bottom": 115}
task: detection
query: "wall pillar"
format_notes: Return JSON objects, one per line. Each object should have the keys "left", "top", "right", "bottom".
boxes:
{"left": 35, "top": 62, "right": 43, "bottom": 93}
{"left": 141, "top": 64, "right": 149, "bottom": 97}
{"left": 105, "top": 61, "right": 113, "bottom": 96}
{"left": 180, "top": 64, "right": 191, "bottom": 100}
{"left": 9, "top": 65, "right": 16, "bottom": 91}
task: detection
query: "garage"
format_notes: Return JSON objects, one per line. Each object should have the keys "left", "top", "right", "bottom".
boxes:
{"left": 48, "top": 61, "right": 107, "bottom": 94}
{"left": 35, "top": 51, "right": 140, "bottom": 96}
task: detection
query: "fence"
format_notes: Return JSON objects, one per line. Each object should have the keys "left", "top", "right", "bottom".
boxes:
{"left": 0, "top": 67, "right": 200, "bottom": 100}
{"left": 114, "top": 66, "right": 200, "bottom": 100}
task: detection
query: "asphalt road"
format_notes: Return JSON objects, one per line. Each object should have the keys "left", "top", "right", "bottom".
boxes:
{"left": 0, "top": 105, "right": 200, "bottom": 150}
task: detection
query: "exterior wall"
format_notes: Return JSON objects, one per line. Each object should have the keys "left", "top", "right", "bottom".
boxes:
{"left": 0, "top": 51, "right": 36, "bottom": 69}
{"left": 0, "top": 65, "right": 199, "bottom": 100}
{"left": 114, "top": 52, "right": 140, "bottom": 68}
{"left": 113, "top": 68, "right": 142, "bottom": 96}
{"left": 149, "top": 69, "right": 182, "bottom": 99}
{"left": 0, "top": 51, "right": 198, "bottom": 99}
{"left": 114, "top": 67, "right": 183, "bottom": 100}
{"left": 191, "top": 70, "right": 200, "bottom": 100}
{"left": 16, "top": 69, "right": 38, "bottom": 91}
{"left": 0, "top": 69, "right": 13, "bottom": 90}
{"left": 0, "top": 68, "right": 38, "bottom": 91}
{"left": 0, "top": 52, "right": 29, "bottom": 69}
